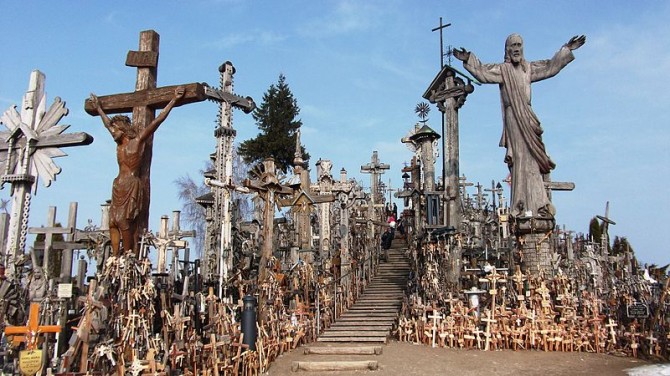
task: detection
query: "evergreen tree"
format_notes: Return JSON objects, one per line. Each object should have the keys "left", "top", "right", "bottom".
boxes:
{"left": 588, "top": 217, "right": 602, "bottom": 243}
{"left": 238, "top": 74, "right": 309, "bottom": 174}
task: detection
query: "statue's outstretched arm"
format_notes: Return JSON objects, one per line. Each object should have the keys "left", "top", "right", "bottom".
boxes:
{"left": 140, "top": 86, "right": 185, "bottom": 141}
{"left": 89, "top": 93, "right": 112, "bottom": 129}
{"left": 565, "top": 35, "right": 586, "bottom": 51}
{"left": 452, "top": 47, "right": 471, "bottom": 62}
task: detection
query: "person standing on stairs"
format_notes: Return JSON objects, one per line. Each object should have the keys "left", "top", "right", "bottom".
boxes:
{"left": 381, "top": 226, "right": 393, "bottom": 262}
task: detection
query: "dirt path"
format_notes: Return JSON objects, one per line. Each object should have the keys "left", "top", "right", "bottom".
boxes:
{"left": 266, "top": 340, "right": 651, "bottom": 375}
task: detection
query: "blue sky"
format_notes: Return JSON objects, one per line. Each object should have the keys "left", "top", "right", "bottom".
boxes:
{"left": 1, "top": 1, "right": 668, "bottom": 266}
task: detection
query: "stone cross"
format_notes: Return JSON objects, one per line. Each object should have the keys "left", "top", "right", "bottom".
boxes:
{"left": 0, "top": 71, "right": 92, "bottom": 280}
{"left": 84, "top": 30, "right": 208, "bottom": 250}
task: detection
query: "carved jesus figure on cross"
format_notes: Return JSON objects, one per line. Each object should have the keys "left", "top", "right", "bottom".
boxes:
{"left": 90, "top": 86, "right": 185, "bottom": 256}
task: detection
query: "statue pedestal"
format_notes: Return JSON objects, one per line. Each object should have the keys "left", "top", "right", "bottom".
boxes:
{"left": 512, "top": 216, "right": 555, "bottom": 275}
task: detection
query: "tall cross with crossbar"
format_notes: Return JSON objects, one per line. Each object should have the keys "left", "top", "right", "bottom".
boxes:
{"left": 84, "top": 30, "right": 209, "bottom": 252}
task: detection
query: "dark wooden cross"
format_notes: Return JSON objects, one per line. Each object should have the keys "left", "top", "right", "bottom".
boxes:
{"left": 84, "top": 30, "right": 209, "bottom": 233}
{"left": 28, "top": 204, "right": 78, "bottom": 281}
{"left": 243, "top": 158, "right": 292, "bottom": 283}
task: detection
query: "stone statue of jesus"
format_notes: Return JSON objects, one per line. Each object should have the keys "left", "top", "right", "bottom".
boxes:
{"left": 453, "top": 34, "right": 585, "bottom": 219}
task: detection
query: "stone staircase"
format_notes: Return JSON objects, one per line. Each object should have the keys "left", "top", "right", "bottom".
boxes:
{"left": 291, "top": 238, "right": 409, "bottom": 372}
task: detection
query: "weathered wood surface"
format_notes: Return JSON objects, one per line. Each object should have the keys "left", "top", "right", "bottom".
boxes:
{"left": 291, "top": 360, "right": 378, "bottom": 372}
{"left": 0, "top": 132, "right": 93, "bottom": 151}
{"left": 303, "top": 346, "right": 382, "bottom": 355}
{"left": 84, "top": 82, "right": 206, "bottom": 115}
{"left": 319, "top": 330, "right": 390, "bottom": 337}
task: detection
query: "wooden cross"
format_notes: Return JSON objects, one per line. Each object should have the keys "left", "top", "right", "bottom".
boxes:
{"left": 28, "top": 205, "right": 76, "bottom": 281}
{"left": 427, "top": 310, "right": 442, "bottom": 348}
{"left": 605, "top": 318, "right": 617, "bottom": 345}
{"left": 243, "top": 158, "right": 292, "bottom": 285}
{"left": 360, "top": 151, "right": 390, "bottom": 222}
{"left": 168, "top": 343, "right": 186, "bottom": 370}
{"left": 171, "top": 303, "right": 190, "bottom": 343}
{"left": 479, "top": 267, "right": 507, "bottom": 319}
{"left": 231, "top": 332, "right": 250, "bottom": 375}
{"left": 84, "top": 30, "right": 209, "bottom": 238}
{"left": 511, "top": 265, "right": 526, "bottom": 300}
{"left": 4, "top": 302, "right": 61, "bottom": 350}
{"left": 481, "top": 310, "right": 497, "bottom": 351}
{"left": 0, "top": 70, "right": 93, "bottom": 281}
{"left": 202, "top": 333, "right": 228, "bottom": 376}
{"left": 646, "top": 333, "right": 657, "bottom": 356}
{"left": 73, "top": 278, "right": 105, "bottom": 372}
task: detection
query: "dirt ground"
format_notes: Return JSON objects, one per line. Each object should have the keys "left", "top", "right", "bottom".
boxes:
{"left": 265, "top": 340, "right": 656, "bottom": 376}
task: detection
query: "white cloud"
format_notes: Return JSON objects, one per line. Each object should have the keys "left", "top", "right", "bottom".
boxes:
{"left": 206, "top": 30, "right": 286, "bottom": 50}
{"left": 296, "top": 0, "right": 389, "bottom": 38}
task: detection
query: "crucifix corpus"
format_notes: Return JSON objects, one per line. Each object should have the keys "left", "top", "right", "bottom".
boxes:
{"left": 85, "top": 30, "right": 209, "bottom": 256}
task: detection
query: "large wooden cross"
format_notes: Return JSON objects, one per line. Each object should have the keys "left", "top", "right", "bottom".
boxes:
{"left": 5, "top": 302, "right": 61, "bottom": 350}
{"left": 84, "top": 30, "right": 208, "bottom": 235}
{"left": 0, "top": 71, "right": 93, "bottom": 281}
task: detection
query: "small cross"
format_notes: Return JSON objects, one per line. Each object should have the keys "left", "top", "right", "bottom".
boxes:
{"left": 428, "top": 310, "right": 442, "bottom": 348}
{"left": 605, "top": 318, "right": 617, "bottom": 345}
{"left": 431, "top": 17, "right": 452, "bottom": 68}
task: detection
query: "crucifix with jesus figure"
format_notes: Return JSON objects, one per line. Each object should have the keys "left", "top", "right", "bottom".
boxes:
{"left": 85, "top": 30, "right": 209, "bottom": 256}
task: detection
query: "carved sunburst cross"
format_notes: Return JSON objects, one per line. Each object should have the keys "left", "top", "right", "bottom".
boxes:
{"left": 0, "top": 71, "right": 93, "bottom": 189}
{"left": 415, "top": 102, "right": 430, "bottom": 123}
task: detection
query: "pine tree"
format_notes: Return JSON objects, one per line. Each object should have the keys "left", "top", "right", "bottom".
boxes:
{"left": 588, "top": 217, "right": 602, "bottom": 243}
{"left": 238, "top": 74, "right": 309, "bottom": 174}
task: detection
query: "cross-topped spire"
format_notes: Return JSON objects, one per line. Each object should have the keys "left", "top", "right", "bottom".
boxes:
{"left": 431, "top": 17, "right": 452, "bottom": 68}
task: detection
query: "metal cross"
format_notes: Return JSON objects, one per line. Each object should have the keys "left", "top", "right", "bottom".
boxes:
{"left": 431, "top": 17, "right": 452, "bottom": 68}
